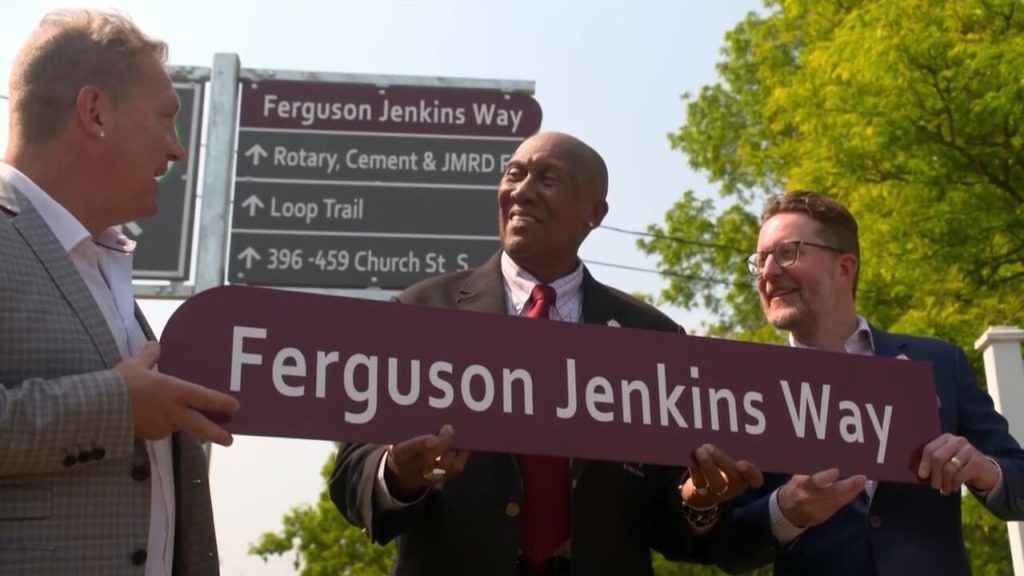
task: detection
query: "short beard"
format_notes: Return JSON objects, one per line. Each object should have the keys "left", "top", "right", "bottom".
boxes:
{"left": 764, "top": 302, "right": 804, "bottom": 331}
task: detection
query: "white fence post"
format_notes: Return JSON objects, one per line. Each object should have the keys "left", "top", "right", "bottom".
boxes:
{"left": 975, "top": 326, "right": 1024, "bottom": 576}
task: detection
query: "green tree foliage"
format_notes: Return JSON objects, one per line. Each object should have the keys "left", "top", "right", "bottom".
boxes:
{"left": 653, "top": 552, "right": 771, "bottom": 576}
{"left": 642, "top": 1, "right": 1023, "bottom": 573}
{"left": 642, "top": 0, "right": 1024, "bottom": 352}
{"left": 963, "top": 493, "right": 1014, "bottom": 576}
{"left": 249, "top": 447, "right": 395, "bottom": 576}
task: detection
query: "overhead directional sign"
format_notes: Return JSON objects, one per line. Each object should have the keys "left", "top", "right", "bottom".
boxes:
{"left": 229, "top": 78, "right": 542, "bottom": 289}
{"left": 127, "top": 82, "right": 203, "bottom": 280}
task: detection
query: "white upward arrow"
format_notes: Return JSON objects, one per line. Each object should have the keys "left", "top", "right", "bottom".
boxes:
{"left": 237, "top": 246, "right": 261, "bottom": 269}
{"left": 244, "top": 144, "right": 268, "bottom": 166}
{"left": 240, "top": 195, "right": 265, "bottom": 217}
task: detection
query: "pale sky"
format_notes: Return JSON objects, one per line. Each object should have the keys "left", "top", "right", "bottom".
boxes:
{"left": 0, "top": 2, "right": 761, "bottom": 574}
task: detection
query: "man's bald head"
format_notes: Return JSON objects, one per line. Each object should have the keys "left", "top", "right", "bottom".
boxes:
{"left": 497, "top": 131, "right": 611, "bottom": 282}
{"left": 529, "top": 131, "right": 609, "bottom": 203}
{"left": 8, "top": 8, "right": 168, "bottom": 147}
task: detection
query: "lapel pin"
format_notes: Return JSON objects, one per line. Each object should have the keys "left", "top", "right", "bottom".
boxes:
{"left": 606, "top": 319, "right": 621, "bottom": 328}
{"left": 895, "top": 353, "right": 910, "bottom": 360}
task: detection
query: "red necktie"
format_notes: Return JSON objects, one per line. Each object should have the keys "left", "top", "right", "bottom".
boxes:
{"left": 520, "top": 284, "right": 569, "bottom": 566}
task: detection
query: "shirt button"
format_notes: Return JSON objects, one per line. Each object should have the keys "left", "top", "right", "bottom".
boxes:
{"left": 506, "top": 502, "right": 521, "bottom": 518}
{"left": 131, "top": 549, "right": 147, "bottom": 566}
{"left": 131, "top": 464, "right": 150, "bottom": 482}
{"left": 63, "top": 454, "right": 77, "bottom": 468}
{"left": 869, "top": 515, "right": 883, "bottom": 528}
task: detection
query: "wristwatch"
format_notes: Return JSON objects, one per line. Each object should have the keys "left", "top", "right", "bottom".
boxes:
{"left": 680, "top": 500, "right": 722, "bottom": 528}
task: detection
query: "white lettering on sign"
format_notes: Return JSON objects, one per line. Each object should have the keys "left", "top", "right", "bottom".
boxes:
{"left": 228, "top": 326, "right": 897, "bottom": 464}
{"left": 471, "top": 102, "right": 523, "bottom": 132}
{"left": 780, "top": 380, "right": 893, "bottom": 463}
{"left": 555, "top": 360, "right": 768, "bottom": 436}
{"left": 257, "top": 94, "right": 531, "bottom": 134}
{"left": 263, "top": 94, "right": 373, "bottom": 126}
{"left": 345, "top": 149, "right": 420, "bottom": 171}
{"left": 378, "top": 98, "right": 466, "bottom": 125}
{"left": 230, "top": 326, "right": 537, "bottom": 424}
{"left": 273, "top": 146, "right": 339, "bottom": 173}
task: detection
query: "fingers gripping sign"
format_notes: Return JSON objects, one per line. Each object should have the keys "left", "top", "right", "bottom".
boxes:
{"left": 917, "top": 433, "right": 1001, "bottom": 495}
{"left": 117, "top": 342, "right": 241, "bottom": 446}
{"left": 385, "top": 424, "right": 471, "bottom": 497}
{"left": 681, "top": 443, "right": 764, "bottom": 510}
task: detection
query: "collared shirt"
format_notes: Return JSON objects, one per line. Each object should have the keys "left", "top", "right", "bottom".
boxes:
{"left": 1, "top": 163, "right": 176, "bottom": 576}
{"left": 499, "top": 251, "right": 584, "bottom": 321}
{"left": 769, "top": 315, "right": 1004, "bottom": 544}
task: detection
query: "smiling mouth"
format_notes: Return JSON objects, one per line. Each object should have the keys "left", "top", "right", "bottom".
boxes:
{"left": 508, "top": 212, "right": 540, "bottom": 225}
{"left": 769, "top": 288, "right": 798, "bottom": 302}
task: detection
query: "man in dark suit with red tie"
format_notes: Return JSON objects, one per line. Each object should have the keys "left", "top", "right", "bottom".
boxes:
{"left": 328, "top": 131, "right": 762, "bottom": 575}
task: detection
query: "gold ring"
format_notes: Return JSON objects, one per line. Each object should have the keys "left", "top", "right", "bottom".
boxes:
{"left": 422, "top": 467, "right": 446, "bottom": 482}
{"left": 694, "top": 486, "right": 709, "bottom": 497}
{"left": 950, "top": 455, "right": 964, "bottom": 470}
{"left": 710, "top": 484, "right": 729, "bottom": 497}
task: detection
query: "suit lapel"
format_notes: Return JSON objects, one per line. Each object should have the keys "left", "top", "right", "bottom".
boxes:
{"left": 455, "top": 251, "right": 507, "bottom": 314}
{"left": 0, "top": 179, "right": 122, "bottom": 368}
{"left": 580, "top": 268, "right": 624, "bottom": 329}
{"left": 870, "top": 325, "right": 908, "bottom": 359}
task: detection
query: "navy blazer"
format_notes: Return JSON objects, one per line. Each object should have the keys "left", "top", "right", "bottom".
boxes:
{"left": 327, "top": 252, "right": 717, "bottom": 576}
{"left": 715, "top": 326, "right": 1024, "bottom": 576}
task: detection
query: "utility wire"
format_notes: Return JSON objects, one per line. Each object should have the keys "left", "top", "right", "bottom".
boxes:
{"left": 583, "top": 259, "right": 739, "bottom": 286}
{"left": 598, "top": 224, "right": 748, "bottom": 253}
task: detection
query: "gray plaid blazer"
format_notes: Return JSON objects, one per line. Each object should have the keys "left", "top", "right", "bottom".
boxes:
{"left": 0, "top": 176, "right": 218, "bottom": 575}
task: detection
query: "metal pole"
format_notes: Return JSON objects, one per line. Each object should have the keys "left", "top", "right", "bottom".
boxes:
{"left": 194, "top": 53, "right": 240, "bottom": 294}
{"left": 193, "top": 54, "right": 240, "bottom": 462}
{"left": 975, "top": 325, "right": 1024, "bottom": 576}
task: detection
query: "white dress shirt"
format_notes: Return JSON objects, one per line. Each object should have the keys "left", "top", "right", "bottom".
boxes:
{"left": 1, "top": 163, "right": 176, "bottom": 576}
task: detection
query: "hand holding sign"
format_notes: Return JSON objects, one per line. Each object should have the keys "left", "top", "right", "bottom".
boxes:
{"left": 681, "top": 443, "right": 764, "bottom": 509}
{"left": 776, "top": 469, "right": 867, "bottom": 529}
{"left": 917, "top": 433, "right": 1001, "bottom": 496}
{"left": 117, "top": 342, "right": 241, "bottom": 446}
{"left": 385, "top": 424, "right": 470, "bottom": 498}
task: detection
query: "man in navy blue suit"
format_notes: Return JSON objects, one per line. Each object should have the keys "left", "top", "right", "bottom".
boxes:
{"left": 717, "top": 191, "right": 1024, "bottom": 576}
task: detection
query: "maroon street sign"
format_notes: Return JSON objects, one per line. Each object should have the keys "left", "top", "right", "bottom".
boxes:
{"left": 239, "top": 79, "right": 542, "bottom": 137}
{"left": 160, "top": 285, "right": 942, "bottom": 483}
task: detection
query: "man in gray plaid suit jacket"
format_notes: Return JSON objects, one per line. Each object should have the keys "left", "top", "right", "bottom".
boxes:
{"left": 0, "top": 9, "right": 240, "bottom": 575}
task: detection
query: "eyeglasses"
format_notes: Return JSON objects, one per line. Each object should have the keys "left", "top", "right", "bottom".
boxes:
{"left": 746, "top": 240, "right": 845, "bottom": 276}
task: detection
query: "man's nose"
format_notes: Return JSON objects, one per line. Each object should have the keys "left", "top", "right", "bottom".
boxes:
{"left": 760, "top": 253, "right": 784, "bottom": 278}
{"left": 168, "top": 133, "right": 186, "bottom": 163}
{"left": 509, "top": 176, "right": 537, "bottom": 203}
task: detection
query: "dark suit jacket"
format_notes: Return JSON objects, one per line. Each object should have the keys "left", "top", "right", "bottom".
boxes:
{"left": 328, "top": 252, "right": 713, "bottom": 576}
{"left": 715, "top": 326, "right": 1024, "bottom": 576}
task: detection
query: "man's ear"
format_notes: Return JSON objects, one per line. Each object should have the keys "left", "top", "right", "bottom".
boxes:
{"left": 839, "top": 252, "right": 859, "bottom": 285}
{"left": 590, "top": 200, "right": 609, "bottom": 229}
{"left": 74, "top": 85, "right": 107, "bottom": 139}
